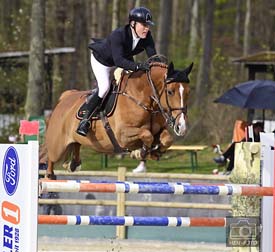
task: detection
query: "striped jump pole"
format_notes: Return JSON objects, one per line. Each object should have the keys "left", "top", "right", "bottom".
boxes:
{"left": 40, "top": 179, "right": 243, "bottom": 186}
{"left": 38, "top": 215, "right": 226, "bottom": 227}
{"left": 39, "top": 180, "right": 273, "bottom": 196}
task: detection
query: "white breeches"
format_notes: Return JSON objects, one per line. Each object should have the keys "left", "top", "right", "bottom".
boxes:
{"left": 90, "top": 53, "right": 115, "bottom": 98}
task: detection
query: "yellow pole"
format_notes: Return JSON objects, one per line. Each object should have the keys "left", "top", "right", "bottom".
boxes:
{"left": 116, "top": 167, "right": 126, "bottom": 239}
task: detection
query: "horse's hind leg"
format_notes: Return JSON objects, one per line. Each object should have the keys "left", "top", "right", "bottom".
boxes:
{"left": 46, "top": 160, "right": 56, "bottom": 180}
{"left": 63, "top": 143, "right": 82, "bottom": 172}
{"left": 70, "top": 143, "right": 82, "bottom": 172}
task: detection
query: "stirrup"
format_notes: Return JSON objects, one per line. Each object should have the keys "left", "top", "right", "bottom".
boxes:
{"left": 76, "top": 119, "right": 91, "bottom": 136}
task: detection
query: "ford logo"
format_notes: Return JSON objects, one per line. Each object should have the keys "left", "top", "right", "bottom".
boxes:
{"left": 2, "top": 146, "right": 20, "bottom": 196}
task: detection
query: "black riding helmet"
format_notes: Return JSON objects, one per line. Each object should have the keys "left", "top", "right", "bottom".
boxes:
{"left": 129, "top": 7, "right": 154, "bottom": 26}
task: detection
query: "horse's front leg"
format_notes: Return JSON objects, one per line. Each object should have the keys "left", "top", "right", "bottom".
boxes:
{"left": 120, "top": 127, "right": 154, "bottom": 160}
{"left": 46, "top": 160, "right": 56, "bottom": 180}
{"left": 63, "top": 143, "right": 82, "bottom": 172}
{"left": 147, "top": 128, "right": 174, "bottom": 160}
{"left": 159, "top": 128, "right": 174, "bottom": 152}
{"left": 138, "top": 129, "right": 155, "bottom": 159}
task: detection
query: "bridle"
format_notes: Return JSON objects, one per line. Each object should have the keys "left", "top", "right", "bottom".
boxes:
{"left": 164, "top": 82, "right": 188, "bottom": 129}
{"left": 146, "top": 63, "right": 188, "bottom": 130}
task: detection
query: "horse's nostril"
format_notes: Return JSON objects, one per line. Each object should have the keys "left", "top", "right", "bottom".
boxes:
{"left": 175, "top": 122, "right": 187, "bottom": 135}
{"left": 174, "top": 124, "right": 181, "bottom": 134}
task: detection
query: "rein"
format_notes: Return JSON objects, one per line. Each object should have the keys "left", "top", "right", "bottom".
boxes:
{"left": 146, "top": 70, "right": 175, "bottom": 127}
{"left": 118, "top": 71, "right": 159, "bottom": 114}
{"left": 121, "top": 92, "right": 158, "bottom": 113}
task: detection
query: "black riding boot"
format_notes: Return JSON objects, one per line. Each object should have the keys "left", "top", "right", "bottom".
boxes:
{"left": 76, "top": 92, "right": 102, "bottom": 136}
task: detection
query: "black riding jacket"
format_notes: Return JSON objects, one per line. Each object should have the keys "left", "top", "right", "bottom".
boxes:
{"left": 89, "top": 24, "right": 156, "bottom": 71}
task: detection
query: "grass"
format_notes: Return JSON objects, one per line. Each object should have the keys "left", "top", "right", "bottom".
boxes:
{"left": 54, "top": 145, "right": 220, "bottom": 175}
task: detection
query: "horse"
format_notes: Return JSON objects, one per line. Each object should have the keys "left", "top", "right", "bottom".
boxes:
{"left": 132, "top": 62, "right": 193, "bottom": 172}
{"left": 45, "top": 58, "right": 193, "bottom": 178}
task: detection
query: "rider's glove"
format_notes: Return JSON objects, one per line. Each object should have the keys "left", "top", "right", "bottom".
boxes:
{"left": 135, "top": 62, "right": 150, "bottom": 72}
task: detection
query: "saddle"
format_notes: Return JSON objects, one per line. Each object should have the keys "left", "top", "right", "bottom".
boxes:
{"left": 76, "top": 84, "right": 119, "bottom": 120}
{"left": 76, "top": 68, "right": 126, "bottom": 120}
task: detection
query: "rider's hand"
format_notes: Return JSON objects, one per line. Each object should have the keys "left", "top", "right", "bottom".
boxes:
{"left": 135, "top": 62, "right": 150, "bottom": 72}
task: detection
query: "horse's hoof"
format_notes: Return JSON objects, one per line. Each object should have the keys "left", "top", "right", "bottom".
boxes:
{"left": 130, "top": 151, "right": 136, "bottom": 159}
{"left": 64, "top": 159, "right": 82, "bottom": 172}
{"left": 62, "top": 161, "right": 70, "bottom": 170}
{"left": 130, "top": 150, "right": 142, "bottom": 160}
{"left": 44, "top": 173, "right": 56, "bottom": 180}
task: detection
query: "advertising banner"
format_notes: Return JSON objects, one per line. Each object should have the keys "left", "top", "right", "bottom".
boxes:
{"left": 0, "top": 141, "right": 38, "bottom": 252}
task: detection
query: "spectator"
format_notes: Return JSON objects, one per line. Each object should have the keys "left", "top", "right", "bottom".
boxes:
{"left": 213, "top": 122, "right": 264, "bottom": 174}
{"left": 41, "top": 191, "right": 62, "bottom": 215}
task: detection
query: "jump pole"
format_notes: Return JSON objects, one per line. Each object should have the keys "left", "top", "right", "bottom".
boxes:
{"left": 39, "top": 180, "right": 273, "bottom": 196}
{"left": 0, "top": 141, "right": 39, "bottom": 252}
{"left": 38, "top": 215, "right": 227, "bottom": 227}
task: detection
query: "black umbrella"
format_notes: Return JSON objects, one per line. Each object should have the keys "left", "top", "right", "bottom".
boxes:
{"left": 214, "top": 79, "right": 275, "bottom": 110}
{"left": 214, "top": 79, "right": 275, "bottom": 122}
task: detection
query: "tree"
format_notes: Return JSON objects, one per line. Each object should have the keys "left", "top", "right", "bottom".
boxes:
{"left": 127, "top": 0, "right": 136, "bottom": 12}
{"left": 234, "top": 0, "right": 242, "bottom": 47}
{"left": 0, "top": 0, "right": 21, "bottom": 45}
{"left": 156, "top": 0, "right": 172, "bottom": 55}
{"left": 253, "top": 1, "right": 275, "bottom": 51}
{"left": 188, "top": 0, "right": 199, "bottom": 59}
{"left": 68, "top": 0, "right": 90, "bottom": 90}
{"left": 243, "top": 0, "right": 251, "bottom": 55}
{"left": 112, "top": 0, "right": 120, "bottom": 30}
{"left": 98, "top": 0, "right": 110, "bottom": 38}
{"left": 183, "top": 0, "right": 192, "bottom": 35}
{"left": 25, "top": 0, "right": 45, "bottom": 118}
{"left": 170, "top": 0, "right": 179, "bottom": 57}
{"left": 51, "top": 0, "right": 67, "bottom": 105}
{"left": 194, "top": 0, "right": 215, "bottom": 108}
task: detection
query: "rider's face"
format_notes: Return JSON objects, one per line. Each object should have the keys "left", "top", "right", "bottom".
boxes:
{"left": 134, "top": 22, "right": 150, "bottom": 38}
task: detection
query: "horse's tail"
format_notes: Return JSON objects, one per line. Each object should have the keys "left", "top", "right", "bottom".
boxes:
{"left": 44, "top": 113, "right": 51, "bottom": 129}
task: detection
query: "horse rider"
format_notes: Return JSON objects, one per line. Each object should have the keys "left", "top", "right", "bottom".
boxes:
{"left": 76, "top": 6, "right": 157, "bottom": 136}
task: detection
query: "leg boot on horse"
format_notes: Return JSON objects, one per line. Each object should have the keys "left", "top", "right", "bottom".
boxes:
{"left": 76, "top": 91, "right": 103, "bottom": 136}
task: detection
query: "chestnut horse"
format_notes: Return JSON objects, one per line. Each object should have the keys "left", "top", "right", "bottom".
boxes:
{"left": 45, "top": 59, "right": 193, "bottom": 178}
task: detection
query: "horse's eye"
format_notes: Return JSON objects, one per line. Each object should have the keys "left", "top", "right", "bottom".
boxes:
{"left": 167, "top": 90, "right": 174, "bottom": 96}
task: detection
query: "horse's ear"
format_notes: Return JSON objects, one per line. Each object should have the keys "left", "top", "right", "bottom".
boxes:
{"left": 184, "top": 62, "right": 193, "bottom": 76}
{"left": 167, "top": 62, "right": 174, "bottom": 77}
{"left": 177, "top": 71, "right": 190, "bottom": 83}
{"left": 166, "top": 62, "right": 193, "bottom": 84}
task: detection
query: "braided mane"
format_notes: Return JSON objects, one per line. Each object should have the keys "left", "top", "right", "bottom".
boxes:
{"left": 150, "top": 62, "right": 167, "bottom": 69}
{"left": 147, "top": 54, "right": 168, "bottom": 69}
